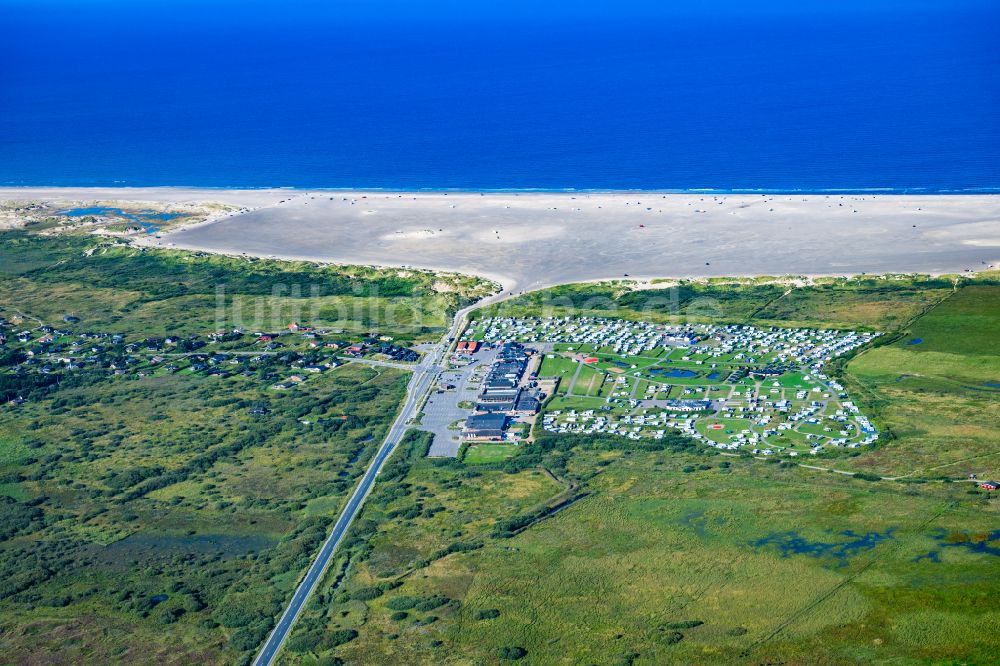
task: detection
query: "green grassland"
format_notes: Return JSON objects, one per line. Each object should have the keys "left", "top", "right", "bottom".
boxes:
{"left": 845, "top": 283, "right": 1000, "bottom": 480}
{"left": 536, "top": 355, "right": 578, "bottom": 395}
{"left": 282, "top": 430, "right": 1000, "bottom": 665}
{"left": 287, "top": 276, "right": 1000, "bottom": 665}
{"left": 750, "top": 277, "right": 957, "bottom": 330}
{"left": 476, "top": 280, "right": 786, "bottom": 324}
{"left": 464, "top": 444, "right": 520, "bottom": 465}
{"left": 477, "top": 275, "right": 959, "bottom": 329}
{"left": 569, "top": 363, "right": 605, "bottom": 397}
{"left": 275, "top": 430, "right": 567, "bottom": 665}
{"left": 0, "top": 230, "right": 494, "bottom": 342}
{"left": 447, "top": 462, "right": 997, "bottom": 666}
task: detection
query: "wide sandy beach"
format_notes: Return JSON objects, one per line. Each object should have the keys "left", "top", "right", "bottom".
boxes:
{"left": 2, "top": 188, "right": 998, "bottom": 292}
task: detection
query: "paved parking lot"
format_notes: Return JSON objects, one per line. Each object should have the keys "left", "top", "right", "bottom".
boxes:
{"left": 422, "top": 347, "right": 498, "bottom": 457}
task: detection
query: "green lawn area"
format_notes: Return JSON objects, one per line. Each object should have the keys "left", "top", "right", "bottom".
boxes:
{"left": 774, "top": 371, "right": 819, "bottom": 389}
{"left": 538, "top": 354, "right": 575, "bottom": 374}
{"left": 553, "top": 342, "right": 598, "bottom": 354}
{"left": 465, "top": 444, "right": 519, "bottom": 465}
{"left": 767, "top": 429, "right": 811, "bottom": 447}
{"left": 704, "top": 385, "right": 730, "bottom": 399}
{"left": 537, "top": 355, "right": 579, "bottom": 394}
{"left": 633, "top": 378, "right": 661, "bottom": 399}
{"left": 547, "top": 394, "right": 608, "bottom": 413}
{"left": 572, "top": 364, "right": 606, "bottom": 397}
{"left": 798, "top": 420, "right": 836, "bottom": 437}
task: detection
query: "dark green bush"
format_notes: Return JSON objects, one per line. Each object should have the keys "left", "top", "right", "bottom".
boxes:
{"left": 349, "top": 586, "right": 383, "bottom": 601}
{"left": 662, "top": 620, "right": 702, "bottom": 630}
{"left": 414, "top": 594, "right": 449, "bottom": 612}
{"left": 498, "top": 646, "right": 527, "bottom": 660}
{"left": 324, "top": 629, "right": 358, "bottom": 648}
{"left": 385, "top": 595, "right": 420, "bottom": 611}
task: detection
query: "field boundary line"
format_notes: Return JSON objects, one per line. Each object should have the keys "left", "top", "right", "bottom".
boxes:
{"left": 739, "top": 500, "right": 957, "bottom": 658}
{"left": 745, "top": 286, "right": 795, "bottom": 324}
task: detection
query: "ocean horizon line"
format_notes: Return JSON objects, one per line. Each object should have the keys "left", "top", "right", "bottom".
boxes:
{"left": 3, "top": 184, "right": 1000, "bottom": 196}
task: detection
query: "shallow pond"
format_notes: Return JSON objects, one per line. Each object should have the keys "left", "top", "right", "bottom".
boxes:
{"left": 59, "top": 206, "right": 185, "bottom": 233}
{"left": 929, "top": 528, "right": 1000, "bottom": 557}
{"left": 751, "top": 528, "right": 895, "bottom": 564}
{"left": 650, "top": 368, "right": 698, "bottom": 379}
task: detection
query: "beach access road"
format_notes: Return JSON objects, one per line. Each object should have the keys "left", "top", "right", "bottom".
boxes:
{"left": 252, "top": 296, "right": 489, "bottom": 665}
{"left": 252, "top": 352, "right": 438, "bottom": 666}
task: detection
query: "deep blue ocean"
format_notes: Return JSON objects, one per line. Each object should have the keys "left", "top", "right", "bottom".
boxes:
{"left": 1, "top": 1, "right": 998, "bottom": 191}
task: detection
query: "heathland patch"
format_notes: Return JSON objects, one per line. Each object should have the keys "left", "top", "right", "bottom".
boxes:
{"left": 0, "top": 227, "right": 496, "bottom": 664}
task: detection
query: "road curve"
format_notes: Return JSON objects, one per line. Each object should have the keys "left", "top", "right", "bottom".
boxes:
{"left": 252, "top": 295, "right": 491, "bottom": 665}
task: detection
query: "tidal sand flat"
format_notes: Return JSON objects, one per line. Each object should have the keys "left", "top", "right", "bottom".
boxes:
{"left": 4, "top": 189, "right": 999, "bottom": 291}
{"left": 158, "top": 192, "right": 1000, "bottom": 291}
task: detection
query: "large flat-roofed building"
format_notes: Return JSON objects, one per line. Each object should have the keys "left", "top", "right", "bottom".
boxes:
{"left": 468, "top": 340, "right": 545, "bottom": 420}
{"left": 497, "top": 341, "right": 532, "bottom": 362}
{"left": 475, "top": 400, "right": 517, "bottom": 414}
{"left": 491, "top": 361, "right": 526, "bottom": 378}
{"left": 463, "top": 413, "right": 508, "bottom": 441}
{"left": 514, "top": 392, "right": 542, "bottom": 415}
{"left": 479, "top": 387, "right": 521, "bottom": 403}
{"left": 484, "top": 375, "right": 519, "bottom": 390}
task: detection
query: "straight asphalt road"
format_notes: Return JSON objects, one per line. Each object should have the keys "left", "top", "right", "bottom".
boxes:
{"left": 252, "top": 295, "right": 495, "bottom": 665}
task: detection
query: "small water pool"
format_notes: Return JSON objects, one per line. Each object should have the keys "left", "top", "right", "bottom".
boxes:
{"left": 650, "top": 368, "right": 698, "bottom": 379}
{"left": 58, "top": 206, "right": 184, "bottom": 233}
